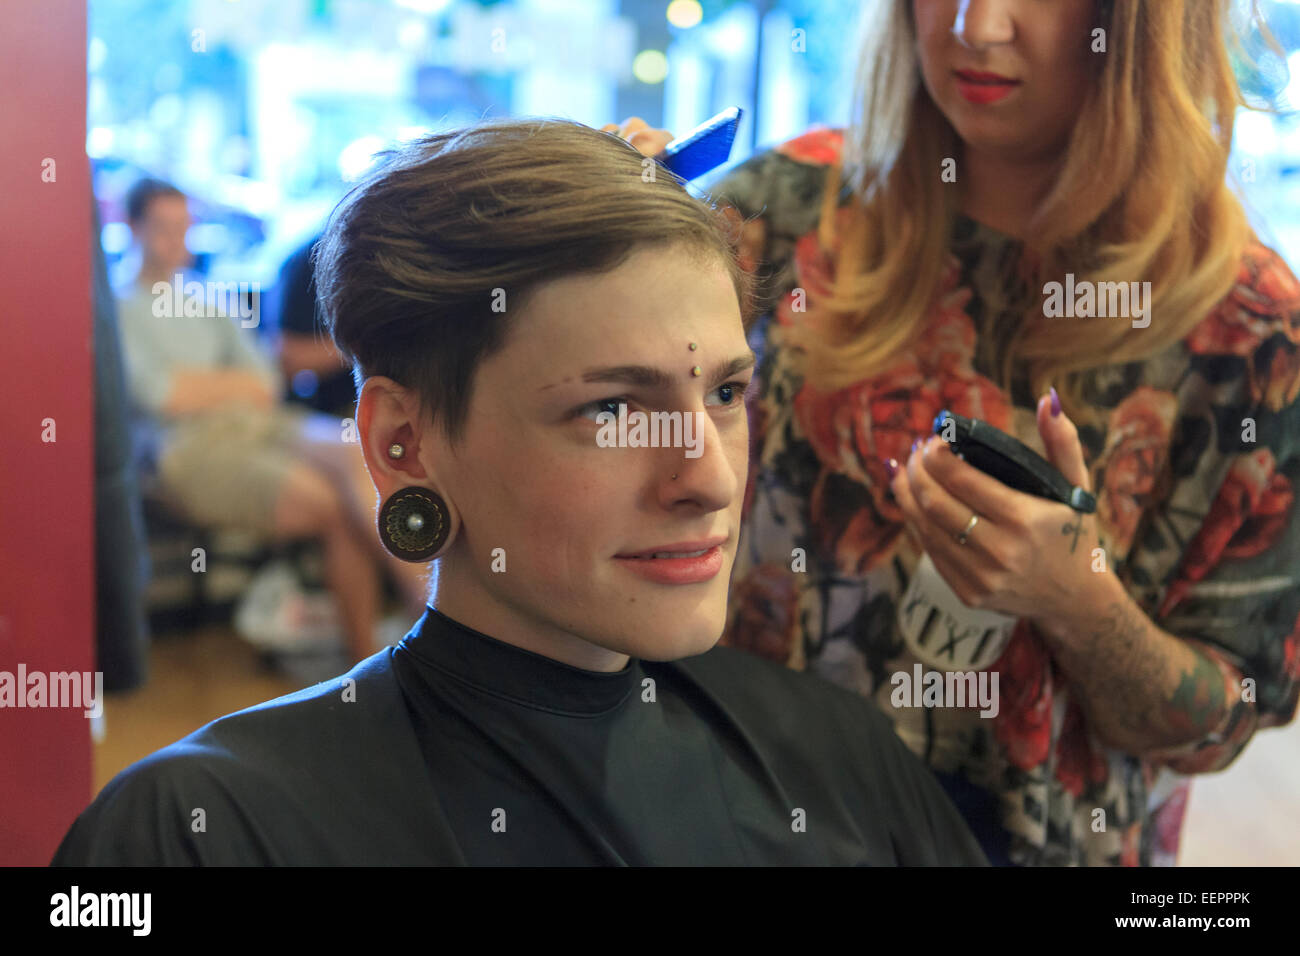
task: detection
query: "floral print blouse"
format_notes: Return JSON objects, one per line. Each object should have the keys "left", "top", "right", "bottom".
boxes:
{"left": 709, "top": 128, "right": 1300, "bottom": 866}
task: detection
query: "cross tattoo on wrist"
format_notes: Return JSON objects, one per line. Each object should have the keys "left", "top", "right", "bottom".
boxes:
{"left": 1061, "top": 515, "right": 1084, "bottom": 553}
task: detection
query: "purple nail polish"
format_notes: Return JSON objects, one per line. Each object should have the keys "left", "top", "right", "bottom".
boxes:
{"left": 883, "top": 457, "right": 898, "bottom": 477}
{"left": 1050, "top": 386, "right": 1061, "bottom": 417}
{"left": 911, "top": 438, "right": 920, "bottom": 455}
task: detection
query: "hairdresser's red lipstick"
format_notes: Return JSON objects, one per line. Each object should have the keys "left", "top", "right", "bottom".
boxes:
{"left": 954, "top": 69, "right": 1021, "bottom": 104}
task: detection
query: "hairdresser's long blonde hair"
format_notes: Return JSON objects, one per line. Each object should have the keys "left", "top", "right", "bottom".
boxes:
{"left": 787, "top": 0, "right": 1283, "bottom": 428}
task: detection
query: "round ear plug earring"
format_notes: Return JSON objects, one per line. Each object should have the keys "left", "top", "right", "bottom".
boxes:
{"left": 379, "top": 443, "right": 452, "bottom": 561}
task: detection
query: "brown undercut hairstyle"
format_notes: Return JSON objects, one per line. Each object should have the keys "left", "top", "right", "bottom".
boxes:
{"left": 313, "top": 117, "right": 757, "bottom": 448}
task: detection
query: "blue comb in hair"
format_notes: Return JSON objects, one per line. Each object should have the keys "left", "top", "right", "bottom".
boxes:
{"left": 652, "top": 106, "right": 743, "bottom": 181}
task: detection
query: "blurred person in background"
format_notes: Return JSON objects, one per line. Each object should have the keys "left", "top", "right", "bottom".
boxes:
{"left": 609, "top": 0, "right": 1300, "bottom": 866}
{"left": 116, "top": 177, "right": 430, "bottom": 660}
{"left": 275, "top": 228, "right": 359, "bottom": 420}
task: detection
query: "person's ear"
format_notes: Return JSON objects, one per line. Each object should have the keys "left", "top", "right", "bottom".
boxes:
{"left": 356, "top": 376, "right": 460, "bottom": 561}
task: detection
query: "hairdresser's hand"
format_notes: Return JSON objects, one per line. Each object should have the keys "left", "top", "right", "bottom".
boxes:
{"left": 601, "top": 117, "right": 766, "bottom": 272}
{"left": 887, "top": 390, "right": 1116, "bottom": 628}
{"left": 600, "top": 118, "right": 674, "bottom": 158}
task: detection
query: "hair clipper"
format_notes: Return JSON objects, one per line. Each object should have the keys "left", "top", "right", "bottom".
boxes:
{"left": 932, "top": 410, "right": 1096, "bottom": 513}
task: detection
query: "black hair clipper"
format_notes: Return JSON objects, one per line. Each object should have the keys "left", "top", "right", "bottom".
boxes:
{"left": 932, "top": 410, "right": 1096, "bottom": 513}
{"left": 652, "top": 107, "right": 743, "bottom": 181}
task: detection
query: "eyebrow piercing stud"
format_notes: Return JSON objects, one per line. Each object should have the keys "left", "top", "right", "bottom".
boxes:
{"left": 691, "top": 366, "right": 701, "bottom": 376}
{"left": 688, "top": 342, "right": 697, "bottom": 351}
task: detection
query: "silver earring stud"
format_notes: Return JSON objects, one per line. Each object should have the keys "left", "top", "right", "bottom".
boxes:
{"left": 388, "top": 443, "right": 405, "bottom": 459}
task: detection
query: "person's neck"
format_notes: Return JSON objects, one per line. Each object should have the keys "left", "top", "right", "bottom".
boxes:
{"left": 431, "top": 568, "right": 632, "bottom": 674}
{"left": 136, "top": 260, "right": 183, "bottom": 289}
{"left": 958, "top": 144, "right": 1062, "bottom": 241}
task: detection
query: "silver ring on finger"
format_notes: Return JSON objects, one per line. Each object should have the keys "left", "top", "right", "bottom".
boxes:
{"left": 955, "top": 513, "right": 979, "bottom": 546}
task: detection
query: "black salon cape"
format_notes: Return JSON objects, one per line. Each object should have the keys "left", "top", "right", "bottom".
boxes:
{"left": 53, "top": 607, "right": 988, "bottom": 866}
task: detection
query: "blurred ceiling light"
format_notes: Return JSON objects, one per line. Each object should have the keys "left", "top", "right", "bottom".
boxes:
{"left": 188, "top": 222, "right": 229, "bottom": 255}
{"left": 154, "top": 62, "right": 183, "bottom": 93}
{"left": 339, "top": 135, "right": 388, "bottom": 181}
{"left": 398, "top": 19, "right": 429, "bottom": 50}
{"left": 101, "top": 222, "right": 132, "bottom": 255}
{"left": 149, "top": 94, "right": 184, "bottom": 127}
{"left": 1287, "top": 50, "right": 1300, "bottom": 112}
{"left": 709, "top": 21, "right": 747, "bottom": 57}
{"left": 86, "top": 126, "right": 115, "bottom": 158}
{"left": 88, "top": 36, "right": 107, "bottom": 72}
{"left": 632, "top": 49, "right": 669, "bottom": 85}
{"left": 666, "top": 0, "right": 703, "bottom": 30}
{"left": 394, "top": 0, "right": 452, "bottom": 14}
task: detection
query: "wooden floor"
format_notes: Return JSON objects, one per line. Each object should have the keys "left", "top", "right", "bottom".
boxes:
{"left": 92, "top": 624, "right": 1300, "bottom": 865}
{"left": 93, "top": 625, "right": 301, "bottom": 795}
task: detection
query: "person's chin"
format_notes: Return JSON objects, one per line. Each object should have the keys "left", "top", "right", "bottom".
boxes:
{"left": 629, "top": 608, "right": 726, "bottom": 662}
{"left": 949, "top": 115, "right": 1023, "bottom": 152}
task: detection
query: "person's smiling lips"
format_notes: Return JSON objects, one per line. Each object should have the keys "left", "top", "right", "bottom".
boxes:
{"left": 614, "top": 535, "right": 729, "bottom": 584}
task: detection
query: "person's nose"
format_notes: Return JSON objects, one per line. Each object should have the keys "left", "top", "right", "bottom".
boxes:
{"left": 952, "top": 0, "right": 1015, "bottom": 50}
{"left": 656, "top": 409, "right": 741, "bottom": 516}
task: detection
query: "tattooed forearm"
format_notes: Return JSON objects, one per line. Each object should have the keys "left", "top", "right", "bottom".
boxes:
{"left": 1071, "top": 601, "right": 1167, "bottom": 740}
{"left": 1167, "top": 651, "right": 1229, "bottom": 735}
{"left": 1036, "top": 590, "right": 1234, "bottom": 754}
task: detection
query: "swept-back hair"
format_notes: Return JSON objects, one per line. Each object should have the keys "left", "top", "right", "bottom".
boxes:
{"left": 314, "top": 117, "right": 753, "bottom": 445}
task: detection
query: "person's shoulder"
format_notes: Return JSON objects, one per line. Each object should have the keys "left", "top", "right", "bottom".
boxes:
{"left": 673, "top": 642, "right": 893, "bottom": 737}
{"left": 769, "top": 126, "right": 847, "bottom": 168}
{"left": 113, "top": 279, "right": 154, "bottom": 312}
{"left": 667, "top": 644, "right": 990, "bottom": 864}
{"left": 1185, "top": 236, "right": 1300, "bottom": 370}
{"left": 1236, "top": 237, "right": 1300, "bottom": 308}
{"left": 704, "top": 126, "right": 847, "bottom": 201}
{"left": 277, "top": 230, "right": 324, "bottom": 284}
{"left": 52, "top": 727, "right": 281, "bottom": 865}
{"left": 52, "top": 650, "right": 413, "bottom": 865}
{"left": 166, "top": 656, "right": 389, "bottom": 770}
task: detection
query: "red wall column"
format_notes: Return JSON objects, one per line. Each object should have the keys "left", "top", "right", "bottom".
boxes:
{"left": 0, "top": 0, "right": 93, "bottom": 865}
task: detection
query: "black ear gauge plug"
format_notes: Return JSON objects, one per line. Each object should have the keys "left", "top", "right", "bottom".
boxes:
{"left": 932, "top": 410, "right": 1097, "bottom": 513}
